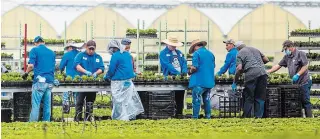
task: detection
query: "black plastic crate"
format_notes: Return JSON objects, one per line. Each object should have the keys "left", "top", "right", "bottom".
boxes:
{"left": 137, "top": 91, "right": 176, "bottom": 119}
{"left": 283, "top": 110, "right": 302, "bottom": 117}
{"left": 13, "top": 92, "right": 53, "bottom": 122}
{"left": 1, "top": 99, "right": 13, "bottom": 108}
{"left": 264, "top": 87, "right": 282, "bottom": 118}
{"left": 218, "top": 95, "right": 242, "bottom": 118}
{"left": 279, "top": 85, "right": 302, "bottom": 118}
{"left": 1, "top": 108, "right": 12, "bottom": 122}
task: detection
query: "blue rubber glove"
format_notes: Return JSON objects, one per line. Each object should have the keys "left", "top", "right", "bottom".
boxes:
{"left": 292, "top": 74, "right": 300, "bottom": 82}
{"left": 53, "top": 79, "right": 60, "bottom": 86}
{"left": 84, "top": 70, "right": 92, "bottom": 76}
{"left": 92, "top": 73, "right": 97, "bottom": 78}
{"left": 231, "top": 82, "right": 237, "bottom": 92}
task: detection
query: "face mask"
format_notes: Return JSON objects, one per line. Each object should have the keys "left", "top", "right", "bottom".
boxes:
{"left": 285, "top": 49, "right": 291, "bottom": 56}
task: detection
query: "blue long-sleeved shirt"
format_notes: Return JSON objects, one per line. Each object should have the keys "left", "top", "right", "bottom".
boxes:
{"left": 73, "top": 52, "right": 105, "bottom": 75}
{"left": 217, "top": 48, "right": 238, "bottom": 75}
{"left": 59, "top": 49, "right": 80, "bottom": 78}
{"left": 28, "top": 44, "right": 55, "bottom": 83}
{"left": 105, "top": 51, "right": 135, "bottom": 80}
{"left": 160, "top": 47, "right": 187, "bottom": 76}
{"left": 189, "top": 47, "right": 215, "bottom": 89}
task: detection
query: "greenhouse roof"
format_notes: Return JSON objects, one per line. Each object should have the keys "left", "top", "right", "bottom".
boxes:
{"left": 2, "top": 0, "right": 320, "bottom": 35}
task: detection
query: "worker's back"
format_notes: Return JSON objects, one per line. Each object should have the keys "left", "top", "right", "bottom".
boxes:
{"left": 29, "top": 44, "right": 55, "bottom": 83}
{"left": 237, "top": 46, "right": 266, "bottom": 82}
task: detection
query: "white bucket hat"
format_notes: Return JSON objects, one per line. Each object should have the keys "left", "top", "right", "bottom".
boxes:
{"left": 161, "top": 36, "right": 183, "bottom": 47}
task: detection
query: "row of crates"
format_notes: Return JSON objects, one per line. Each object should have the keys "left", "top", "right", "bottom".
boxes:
{"left": 264, "top": 85, "right": 302, "bottom": 118}
{"left": 137, "top": 91, "right": 176, "bottom": 119}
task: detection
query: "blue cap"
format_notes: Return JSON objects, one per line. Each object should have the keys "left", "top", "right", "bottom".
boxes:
{"left": 33, "top": 36, "right": 44, "bottom": 43}
{"left": 121, "top": 38, "right": 131, "bottom": 45}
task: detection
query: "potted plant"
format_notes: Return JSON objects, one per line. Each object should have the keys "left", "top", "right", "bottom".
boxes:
{"left": 1, "top": 42, "right": 5, "bottom": 48}
{"left": 64, "top": 76, "right": 73, "bottom": 85}
{"left": 145, "top": 29, "right": 157, "bottom": 38}
{"left": 1, "top": 53, "right": 13, "bottom": 60}
{"left": 126, "top": 28, "right": 137, "bottom": 38}
{"left": 81, "top": 75, "right": 89, "bottom": 85}
{"left": 265, "top": 65, "right": 272, "bottom": 70}
{"left": 267, "top": 56, "right": 274, "bottom": 62}
{"left": 73, "top": 75, "right": 81, "bottom": 85}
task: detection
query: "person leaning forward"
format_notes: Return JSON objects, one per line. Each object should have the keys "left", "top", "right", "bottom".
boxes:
{"left": 73, "top": 40, "right": 105, "bottom": 121}
{"left": 267, "top": 40, "right": 312, "bottom": 117}
{"left": 232, "top": 41, "right": 269, "bottom": 118}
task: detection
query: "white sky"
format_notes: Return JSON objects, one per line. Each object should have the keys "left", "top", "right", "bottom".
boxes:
{"left": 2, "top": 0, "right": 320, "bottom": 35}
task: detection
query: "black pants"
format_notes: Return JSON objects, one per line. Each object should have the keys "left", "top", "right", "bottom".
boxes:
{"left": 175, "top": 90, "right": 185, "bottom": 115}
{"left": 75, "top": 92, "right": 96, "bottom": 120}
{"left": 243, "top": 74, "right": 267, "bottom": 118}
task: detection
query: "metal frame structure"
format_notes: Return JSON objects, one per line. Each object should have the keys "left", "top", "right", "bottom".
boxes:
{"left": 287, "top": 20, "right": 320, "bottom": 69}
{"left": 92, "top": 19, "right": 209, "bottom": 73}
{"left": 1, "top": 23, "right": 25, "bottom": 72}
{"left": 20, "top": 1, "right": 320, "bottom": 10}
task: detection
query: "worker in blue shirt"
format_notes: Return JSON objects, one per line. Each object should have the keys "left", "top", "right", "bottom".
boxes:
{"left": 22, "top": 36, "right": 59, "bottom": 122}
{"left": 216, "top": 39, "right": 238, "bottom": 76}
{"left": 159, "top": 36, "right": 187, "bottom": 117}
{"left": 59, "top": 42, "right": 82, "bottom": 113}
{"left": 73, "top": 40, "right": 105, "bottom": 121}
{"left": 104, "top": 40, "right": 144, "bottom": 120}
{"left": 188, "top": 39, "right": 215, "bottom": 119}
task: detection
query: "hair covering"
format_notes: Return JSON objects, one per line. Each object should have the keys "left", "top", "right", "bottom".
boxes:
{"left": 234, "top": 41, "right": 244, "bottom": 48}
{"left": 107, "top": 40, "right": 126, "bottom": 54}
{"left": 121, "top": 38, "right": 131, "bottom": 45}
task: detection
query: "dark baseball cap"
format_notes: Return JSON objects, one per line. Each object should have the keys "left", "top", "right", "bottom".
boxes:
{"left": 86, "top": 40, "right": 96, "bottom": 49}
{"left": 282, "top": 40, "right": 294, "bottom": 52}
{"left": 33, "top": 36, "right": 44, "bottom": 43}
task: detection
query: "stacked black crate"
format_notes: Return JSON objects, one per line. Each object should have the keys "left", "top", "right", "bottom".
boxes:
{"left": 13, "top": 92, "right": 53, "bottom": 122}
{"left": 218, "top": 90, "right": 242, "bottom": 118}
{"left": 264, "top": 87, "right": 282, "bottom": 118}
{"left": 1, "top": 96, "right": 13, "bottom": 122}
{"left": 137, "top": 91, "right": 149, "bottom": 119}
{"left": 13, "top": 92, "right": 32, "bottom": 122}
{"left": 137, "top": 91, "right": 176, "bottom": 119}
{"left": 280, "top": 85, "right": 302, "bottom": 117}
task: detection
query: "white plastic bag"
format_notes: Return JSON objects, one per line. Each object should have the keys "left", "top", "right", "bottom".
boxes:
{"left": 110, "top": 79, "right": 144, "bottom": 121}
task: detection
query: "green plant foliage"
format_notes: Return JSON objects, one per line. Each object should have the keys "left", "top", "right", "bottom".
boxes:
{"left": 2, "top": 118, "right": 320, "bottom": 139}
{"left": 267, "top": 56, "right": 274, "bottom": 62}
{"left": 73, "top": 75, "right": 81, "bottom": 82}
{"left": 65, "top": 76, "right": 72, "bottom": 82}
{"left": 81, "top": 75, "right": 88, "bottom": 82}
{"left": 1, "top": 53, "right": 13, "bottom": 59}
{"left": 309, "top": 65, "right": 320, "bottom": 71}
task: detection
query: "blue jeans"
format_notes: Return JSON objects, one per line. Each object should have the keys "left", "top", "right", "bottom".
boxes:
{"left": 63, "top": 92, "right": 78, "bottom": 105}
{"left": 192, "top": 86, "right": 211, "bottom": 119}
{"left": 243, "top": 75, "right": 267, "bottom": 118}
{"left": 29, "top": 82, "right": 53, "bottom": 122}
{"left": 300, "top": 80, "right": 312, "bottom": 109}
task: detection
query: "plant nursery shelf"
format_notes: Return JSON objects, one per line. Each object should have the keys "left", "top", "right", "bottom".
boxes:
{"left": 290, "top": 35, "right": 320, "bottom": 38}
{"left": 299, "top": 47, "right": 320, "bottom": 50}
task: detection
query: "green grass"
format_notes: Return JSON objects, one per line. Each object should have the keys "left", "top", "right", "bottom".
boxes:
{"left": 311, "top": 98, "right": 320, "bottom": 105}
{"left": 2, "top": 118, "right": 320, "bottom": 139}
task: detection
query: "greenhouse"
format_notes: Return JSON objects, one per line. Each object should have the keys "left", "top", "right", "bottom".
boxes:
{"left": 1, "top": 0, "right": 320, "bottom": 139}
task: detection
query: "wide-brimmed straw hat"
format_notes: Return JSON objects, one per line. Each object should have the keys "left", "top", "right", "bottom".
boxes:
{"left": 161, "top": 36, "right": 183, "bottom": 47}
{"left": 189, "top": 39, "right": 207, "bottom": 54}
